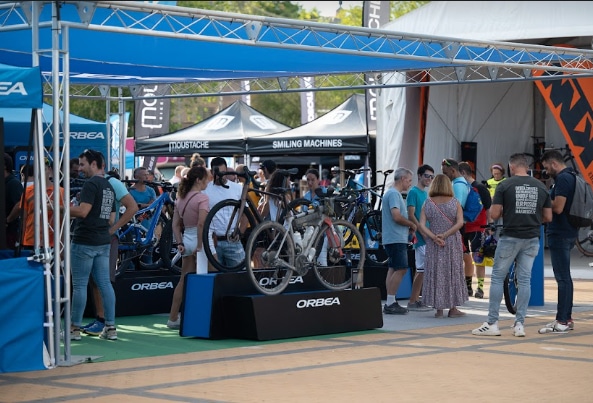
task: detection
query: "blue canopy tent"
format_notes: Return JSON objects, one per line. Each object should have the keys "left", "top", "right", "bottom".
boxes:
{"left": 0, "top": 63, "right": 47, "bottom": 374}
{"left": 1, "top": 103, "right": 108, "bottom": 172}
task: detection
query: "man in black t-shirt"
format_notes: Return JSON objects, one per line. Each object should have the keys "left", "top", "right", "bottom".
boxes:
{"left": 69, "top": 149, "right": 118, "bottom": 342}
{"left": 472, "top": 153, "right": 551, "bottom": 338}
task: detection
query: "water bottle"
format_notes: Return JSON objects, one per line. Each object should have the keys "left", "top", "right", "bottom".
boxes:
{"left": 306, "top": 247, "right": 316, "bottom": 262}
{"left": 293, "top": 231, "right": 303, "bottom": 253}
{"left": 303, "top": 226, "right": 315, "bottom": 245}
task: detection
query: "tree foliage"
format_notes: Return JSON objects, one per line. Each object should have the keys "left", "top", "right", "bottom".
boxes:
{"left": 66, "top": 1, "right": 429, "bottom": 132}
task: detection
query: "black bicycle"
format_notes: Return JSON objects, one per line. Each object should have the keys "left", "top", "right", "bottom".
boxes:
{"left": 202, "top": 166, "right": 311, "bottom": 273}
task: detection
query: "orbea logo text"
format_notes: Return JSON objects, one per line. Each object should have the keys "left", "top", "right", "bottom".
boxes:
{"left": 296, "top": 297, "right": 340, "bottom": 308}
{"left": 131, "top": 282, "right": 174, "bottom": 291}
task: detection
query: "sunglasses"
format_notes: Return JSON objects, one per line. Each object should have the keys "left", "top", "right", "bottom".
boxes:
{"left": 442, "top": 159, "right": 452, "bottom": 167}
{"left": 422, "top": 174, "right": 435, "bottom": 179}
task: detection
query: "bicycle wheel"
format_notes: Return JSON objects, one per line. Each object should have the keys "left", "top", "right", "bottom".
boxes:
{"left": 115, "top": 228, "right": 136, "bottom": 279}
{"left": 245, "top": 220, "right": 295, "bottom": 295}
{"left": 503, "top": 262, "right": 518, "bottom": 314}
{"left": 137, "top": 215, "right": 166, "bottom": 271}
{"left": 202, "top": 199, "right": 258, "bottom": 272}
{"left": 359, "top": 210, "right": 388, "bottom": 265}
{"left": 313, "top": 219, "right": 365, "bottom": 290}
{"left": 575, "top": 226, "right": 593, "bottom": 257}
{"left": 283, "top": 198, "right": 312, "bottom": 218}
{"left": 156, "top": 218, "right": 182, "bottom": 275}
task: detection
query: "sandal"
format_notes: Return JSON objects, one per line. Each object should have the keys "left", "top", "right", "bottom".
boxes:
{"left": 434, "top": 310, "right": 444, "bottom": 318}
{"left": 448, "top": 309, "right": 466, "bottom": 318}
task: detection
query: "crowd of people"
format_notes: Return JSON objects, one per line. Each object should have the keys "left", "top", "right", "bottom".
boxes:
{"left": 2, "top": 148, "right": 581, "bottom": 340}
{"left": 381, "top": 153, "right": 577, "bottom": 337}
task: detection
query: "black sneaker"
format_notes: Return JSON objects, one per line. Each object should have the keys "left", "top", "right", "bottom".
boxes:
{"left": 474, "top": 288, "right": 484, "bottom": 299}
{"left": 468, "top": 287, "right": 474, "bottom": 297}
{"left": 383, "top": 302, "right": 409, "bottom": 315}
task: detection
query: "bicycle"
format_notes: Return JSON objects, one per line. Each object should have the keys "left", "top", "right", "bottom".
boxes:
{"left": 245, "top": 189, "right": 366, "bottom": 296}
{"left": 481, "top": 224, "right": 517, "bottom": 314}
{"left": 576, "top": 226, "right": 593, "bottom": 257}
{"left": 115, "top": 181, "right": 181, "bottom": 279}
{"left": 202, "top": 166, "right": 311, "bottom": 273}
{"left": 336, "top": 168, "right": 393, "bottom": 265}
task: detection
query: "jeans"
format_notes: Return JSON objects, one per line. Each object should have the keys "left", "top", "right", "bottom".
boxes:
{"left": 215, "top": 240, "right": 245, "bottom": 268}
{"left": 71, "top": 243, "right": 116, "bottom": 327}
{"left": 547, "top": 235, "right": 576, "bottom": 323}
{"left": 488, "top": 236, "right": 540, "bottom": 325}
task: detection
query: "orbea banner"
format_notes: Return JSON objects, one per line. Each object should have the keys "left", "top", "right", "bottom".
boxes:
{"left": 534, "top": 62, "right": 593, "bottom": 187}
{"left": 0, "top": 65, "right": 43, "bottom": 109}
{"left": 134, "top": 84, "right": 171, "bottom": 171}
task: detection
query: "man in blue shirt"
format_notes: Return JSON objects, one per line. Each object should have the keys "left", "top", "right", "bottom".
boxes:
{"left": 406, "top": 164, "right": 434, "bottom": 311}
{"left": 382, "top": 167, "right": 416, "bottom": 315}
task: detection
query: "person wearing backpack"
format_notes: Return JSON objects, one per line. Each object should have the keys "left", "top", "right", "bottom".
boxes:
{"left": 459, "top": 162, "right": 492, "bottom": 299}
{"left": 441, "top": 158, "right": 472, "bottom": 296}
{"left": 539, "top": 150, "right": 579, "bottom": 333}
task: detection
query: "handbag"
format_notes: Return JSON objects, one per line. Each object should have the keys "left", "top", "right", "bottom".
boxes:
{"left": 179, "top": 192, "right": 200, "bottom": 232}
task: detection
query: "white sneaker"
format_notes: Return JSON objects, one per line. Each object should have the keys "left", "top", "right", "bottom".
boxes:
{"left": 472, "top": 321, "right": 501, "bottom": 336}
{"left": 512, "top": 322, "right": 525, "bottom": 337}
{"left": 538, "top": 321, "right": 569, "bottom": 334}
{"left": 167, "top": 317, "right": 180, "bottom": 329}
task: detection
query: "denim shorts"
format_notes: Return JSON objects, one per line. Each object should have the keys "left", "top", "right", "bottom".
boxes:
{"left": 385, "top": 243, "right": 408, "bottom": 270}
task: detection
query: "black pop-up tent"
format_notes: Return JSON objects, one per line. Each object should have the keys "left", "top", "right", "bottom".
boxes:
{"left": 135, "top": 100, "right": 291, "bottom": 157}
{"left": 246, "top": 94, "right": 369, "bottom": 156}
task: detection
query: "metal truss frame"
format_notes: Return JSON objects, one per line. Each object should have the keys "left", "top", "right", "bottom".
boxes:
{"left": 0, "top": 0, "right": 592, "bottom": 369}
{"left": 1, "top": 1, "right": 593, "bottom": 101}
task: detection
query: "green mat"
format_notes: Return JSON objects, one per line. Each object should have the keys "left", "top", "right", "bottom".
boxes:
{"left": 68, "top": 315, "right": 379, "bottom": 363}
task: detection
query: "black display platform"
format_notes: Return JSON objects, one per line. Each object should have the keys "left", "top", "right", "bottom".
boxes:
{"left": 223, "top": 287, "right": 383, "bottom": 341}
{"left": 180, "top": 270, "right": 325, "bottom": 339}
{"left": 85, "top": 269, "right": 180, "bottom": 317}
{"left": 114, "top": 270, "right": 180, "bottom": 316}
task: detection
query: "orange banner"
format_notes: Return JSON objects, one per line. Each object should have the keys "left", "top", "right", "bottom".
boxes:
{"left": 534, "top": 62, "right": 593, "bottom": 187}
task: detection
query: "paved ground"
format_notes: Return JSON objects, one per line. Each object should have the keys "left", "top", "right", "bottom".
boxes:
{"left": 1, "top": 249, "right": 592, "bottom": 402}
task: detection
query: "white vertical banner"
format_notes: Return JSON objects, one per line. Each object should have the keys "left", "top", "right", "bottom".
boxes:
{"left": 110, "top": 112, "right": 130, "bottom": 172}
{"left": 241, "top": 80, "right": 251, "bottom": 106}
{"left": 363, "top": 1, "right": 390, "bottom": 134}
{"left": 299, "top": 77, "right": 316, "bottom": 124}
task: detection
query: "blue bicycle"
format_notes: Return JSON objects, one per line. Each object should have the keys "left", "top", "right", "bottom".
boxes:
{"left": 115, "top": 181, "right": 181, "bottom": 279}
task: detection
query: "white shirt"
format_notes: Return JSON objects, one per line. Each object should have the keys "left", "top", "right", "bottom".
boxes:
{"left": 204, "top": 180, "right": 243, "bottom": 236}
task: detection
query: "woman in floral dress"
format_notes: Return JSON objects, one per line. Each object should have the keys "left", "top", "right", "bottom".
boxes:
{"left": 418, "top": 174, "right": 468, "bottom": 318}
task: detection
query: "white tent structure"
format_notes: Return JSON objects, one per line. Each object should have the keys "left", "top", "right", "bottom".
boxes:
{"left": 378, "top": 1, "right": 593, "bottom": 183}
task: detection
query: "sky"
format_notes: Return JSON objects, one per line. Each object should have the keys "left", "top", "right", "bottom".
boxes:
{"left": 295, "top": 1, "right": 363, "bottom": 17}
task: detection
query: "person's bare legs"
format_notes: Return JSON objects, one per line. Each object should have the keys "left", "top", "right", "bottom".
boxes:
{"left": 90, "top": 280, "right": 105, "bottom": 319}
{"left": 168, "top": 254, "right": 196, "bottom": 323}
{"left": 409, "top": 272, "right": 424, "bottom": 303}
{"left": 464, "top": 253, "right": 474, "bottom": 296}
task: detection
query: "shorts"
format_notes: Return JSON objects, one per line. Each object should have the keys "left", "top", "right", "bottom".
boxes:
{"left": 414, "top": 244, "right": 426, "bottom": 273}
{"left": 182, "top": 227, "right": 198, "bottom": 257}
{"left": 463, "top": 231, "right": 483, "bottom": 254}
{"left": 385, "top": 243, "right": 408, "bottom": 270}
